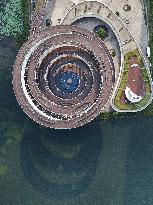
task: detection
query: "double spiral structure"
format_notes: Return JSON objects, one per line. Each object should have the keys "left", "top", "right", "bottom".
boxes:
{"left": 13, "top": 25, "right": 115, "bottom": 129}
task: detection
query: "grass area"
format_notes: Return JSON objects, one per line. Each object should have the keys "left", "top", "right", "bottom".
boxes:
{"left": 145, "top": 0, "right": 153, "bottom": 76}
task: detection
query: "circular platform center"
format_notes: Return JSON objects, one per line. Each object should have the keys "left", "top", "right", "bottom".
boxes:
{"left": 59, "top": 71, "right": 80, "bottom": 94}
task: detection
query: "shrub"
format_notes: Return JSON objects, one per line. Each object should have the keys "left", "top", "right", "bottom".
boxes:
{"left": 98, "top": 28, "right": 107, "bottom": 40}
{"left": 110, "top": 49, "right": 116, "bottom": 57}
{"left": 46, "top": 19, "right": 52, "bottom": 27}
{"left": 115, "top": 12, "right": 120, "bottom": 16}
{"left": 123, "top": 4, "right": 131, "bottom": 12}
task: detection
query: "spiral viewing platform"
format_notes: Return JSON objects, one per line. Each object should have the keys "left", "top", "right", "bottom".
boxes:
{"left": 13, "top": 25, "right": 115, "bottom": 128}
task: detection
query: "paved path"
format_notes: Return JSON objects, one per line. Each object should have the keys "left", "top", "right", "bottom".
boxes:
{"left": 33, "top": 0, "right": 149, "bottom": 64}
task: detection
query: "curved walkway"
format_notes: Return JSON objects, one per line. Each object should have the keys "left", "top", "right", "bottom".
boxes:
{"left": 60, "top": 0, "right": 152, "bottom": 112}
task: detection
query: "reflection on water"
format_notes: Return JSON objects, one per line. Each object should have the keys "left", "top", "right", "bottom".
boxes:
{"left": 20, "top": 122, "right": 103, "bottom": 199}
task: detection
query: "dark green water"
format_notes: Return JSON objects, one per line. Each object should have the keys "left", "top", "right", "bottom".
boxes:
{"left": 1, "top": 36, "right": 153, "bottom": 205}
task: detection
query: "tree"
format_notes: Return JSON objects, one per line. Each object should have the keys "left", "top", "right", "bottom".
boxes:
{"left": 98, "top": 28, "right": 107, "bottom": 40}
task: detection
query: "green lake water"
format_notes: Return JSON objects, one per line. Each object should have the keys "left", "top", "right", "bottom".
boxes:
{"left": 0, "top": 35, "right": 153, "bottom": 205}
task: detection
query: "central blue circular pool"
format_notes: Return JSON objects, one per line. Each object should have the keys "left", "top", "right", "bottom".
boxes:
{"left": 58, "top": 71, "right": 80, "bottom": 94}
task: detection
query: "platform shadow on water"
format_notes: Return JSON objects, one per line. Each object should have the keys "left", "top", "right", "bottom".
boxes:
{"left": 20, "top": 121, "right": 103, "bottom": 199}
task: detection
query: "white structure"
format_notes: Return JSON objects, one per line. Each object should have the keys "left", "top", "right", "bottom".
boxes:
{"left": 146, "top": 47, "right": 151, "bottom": 58}
{"left": 125, "top": 87, "right": 143, "bottom": 103}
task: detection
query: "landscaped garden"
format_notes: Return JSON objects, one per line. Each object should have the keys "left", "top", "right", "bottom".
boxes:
{"left": 113, "top": 49, "right": 151, "bottom": 111}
